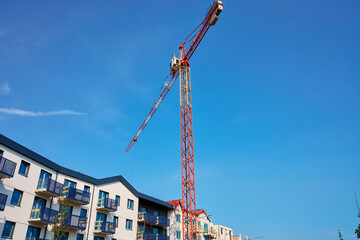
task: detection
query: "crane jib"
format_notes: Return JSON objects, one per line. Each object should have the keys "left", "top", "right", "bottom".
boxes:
{"left": 125, "top": 1, "right": 222, "bottom": 152}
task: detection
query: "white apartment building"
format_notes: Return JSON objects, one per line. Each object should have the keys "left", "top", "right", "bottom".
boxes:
{"left": 0, "top": 134, "right": 171, "bottom": 240}
{"left": 166, "top": 200, "right": 235, "bottom": 240}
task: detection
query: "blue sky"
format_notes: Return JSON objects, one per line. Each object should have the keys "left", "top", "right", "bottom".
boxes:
{"left": 1, "top": 0, "right": 360, "bottom": 239}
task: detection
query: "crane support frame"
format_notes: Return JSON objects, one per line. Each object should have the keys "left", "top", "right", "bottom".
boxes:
{"left": 180, "top": 62, "right": 197, "bottom": 240}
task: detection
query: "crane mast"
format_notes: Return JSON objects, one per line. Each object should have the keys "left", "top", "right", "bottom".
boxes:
{"left": 125, "top": 2, "right": 223, "bottom": 239}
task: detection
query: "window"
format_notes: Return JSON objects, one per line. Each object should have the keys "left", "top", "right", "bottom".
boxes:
{"left": 221, "top": 228, "right": 223, "bottom": 235}
{"left": 140, "top": 206, "right": 147, "bottom": 213}
{"left": 76, "top": 234, "right": 84, "bottom": 240}
{"left": 153, "top": 227, "right": 159, "bottom": 234}
{"left": 18, "top": 160, "right": 30, "bottom": 176}
{"left": 38, "top": 170, "right": 52, "bottom": 189}
{"left": 114, "top": 216, "right": 119, "bottom": 227}
{"left": 115, "top": 195, "right": 120, "bottom": 206}
{"left": 176, "top": 214, "right": 181, "bottom": 222}
{"left": 94, "top": 237, "right": 104, "bottom": 240}
{"left": 98, "top": 190, "right": 108, "bottom": 200}
{"left": 10, "top": 189, "right": 23, "bottom": 206}
{"left": 64, "top": 179, "right": 76, "bottom": 188}
{"left": 80, "top": 208, "right": 87, "bottom": 218}
{"left": 125, "top": 219, "right": 133, "bottom": 230}
{"left": 154, "top": 210, "right": 159, "bottom": 216}
{"left": 127, "top": 199, "right": 134, "bottom": 210}
{"left": 59, "top": 232, "right": 69, "bottom": 240}
{"left": 26, "top": 226, "right": 41, "bottom": 239}
{"left": 176, "top": 231, "right": 181, "bottom": 239}
{"left": 1, "top": 221, "right": 15, "bottom": 238}
{"left": 84, "top": 185, "right": 90, "bottom": 193}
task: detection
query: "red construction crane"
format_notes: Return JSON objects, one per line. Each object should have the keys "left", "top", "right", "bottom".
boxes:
{"left": 126, "top": 2, "right": 223, "bottom": 240}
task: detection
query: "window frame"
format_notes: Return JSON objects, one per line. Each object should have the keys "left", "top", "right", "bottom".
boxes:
{"left": 1, "top": 221, "right": 15, "bottom": 238}
{"left": 115, "top": 195, "right": 120, "bottom": 206}
{"left": 127, "top": 199, "right": 134, "bottom": 210}
{"left": 76, "top": 233, "right": 84, "bottom": 240}
{"left": 10, "top": 189, "right": 23, "bottom": 206}
{"left": 18, "top": 160, "right": 30, "bottom": 177}
{"left": 114, "top": 216, "right": 119, "bottom": 227}
{"left": 26, "top": 225, "right": 41, "bottom": 239}
{"left": 125, "top": 219, "right": 133, "bottom": 230}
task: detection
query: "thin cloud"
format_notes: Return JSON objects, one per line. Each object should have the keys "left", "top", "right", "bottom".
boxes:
{"left": 0, "top": 82, "right": 10, "bottom": 95}
{"left": 0, "top": 108, "right": 87, "bottom": 117}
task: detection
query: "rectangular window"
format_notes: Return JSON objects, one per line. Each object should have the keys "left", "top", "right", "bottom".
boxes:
{"left": 80, "top": 208, "right": 87, "bottom": 218}
{"left": 64, "top": 179, "right": 76, "bottom": 188}
{"left": 76, "top": 233, "right": 84, "bottom": 240}
{"left": 18, "top": 160, "right": 30, "bottom": 177}
{"left": 153, "top": 227, "right": 159, "bottom": 234}
{"left": 59, "top": 232, "right": 69, "bottom": 240}
{"left": 84, "top": 185, "right": 90, "bottom": 193}
{"left": 176, "top": 230, "right": 181, "bottom": 239}
{"left": 153, "top": 210, "right": 159, "bottom": 216}
{"left": 127, "top": 199, "right": 134, "bottom": 210}
{"left": 140, "top": 206, "right": 147, "bottom": 213}
{"left": 1, "top": 221, "right": 15, "bottom": 238}
{"left": 125, "top": 219, "right": 133, "bottom": 230}
{"left": 176, "top": 214, "right": 181, "bottom": 222}
{"left": 94, "top": 237, "right": 104, "bottom": 240}
{"left": 10, "top": 189, "right": 23, "bottom": 206}
{"left": 115, "top": 195, "right": 120, "bottom": 206}
{"left": 98, "top": 190, "right": 108, "bottom": 200}
{"left": 38, "top": 170, "right": 52, "bottom": 189}
{"left": 114, "top": 216, "right": 119, "bottom": 227}
{"left": 221, "top": 228, "right": 223, "bottom": 234}
{"left": 26, "top": 226, "right": 41, "bottom": 239}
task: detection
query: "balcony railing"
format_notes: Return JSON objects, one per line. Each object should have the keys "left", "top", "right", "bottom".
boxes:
{"left": 29, "top": 207, "right": 58, "bottom": 224}
{"left": 0, "top": 193, "right": 8, "bottom": 211}
{"left": 25, "top": 238, "right": 47, "bottom": 240}
{"left": 138, "top": 212, "right": 169, "bottom": 227}
{"left": 157, "top": 216, "right": 169, "bottom": 227}
{"left": 58, "top": 213, "right": 87, "bottom": 230}
{"left": 0, "top": 156, "right": 16, "bottom": 178}
{"left": 94, "top": 220, "right": 116, "bottom": 235}
{"left": 97, "top": 197, "right": 118, "bottom": 212}
{"left": 36, "top": 178, "right": 63, "bottom": 197}
{"left": 137, "top": 232, "right": 169, "bottom": 240}
{"left": 61, "top": 186, "right": 90, "bottom": 205}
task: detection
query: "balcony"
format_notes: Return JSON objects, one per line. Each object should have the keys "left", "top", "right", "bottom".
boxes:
{"left": 137, "top": 232, "right": 169, "bottom": 240}
{"left": 0, "top": 193, "right": 8, "bottom": 211}
{"left": 96, "top": 197, "right": 118, "bottom": 212}
{"left": 60, "top": 186, "right": 90, "bottom": 205}
{"left": 93, "top": 220, "right": 116, "bottom": 235}
{"left": 58, "top": 213, "right": 87, "bottom": 230}
{"left": 157, "top": 216, "right": 169, "bottom": 227}
{"left": 36, "top": 178, "right": 63, "bottom": 197}
{"left": 203, "top": 229, "right": 217, "bottom": 239}
{"left": 28, "top": 207, "right": 58, "bottom": 225}
{"left": 0, "top": 156, "right": 16, "bottom": 178}
{"left": 138, "top": 212, "right": 169, "bottom": 227}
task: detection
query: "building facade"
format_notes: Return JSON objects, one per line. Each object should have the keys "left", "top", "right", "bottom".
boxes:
{"left": 0, "top": 134, "right": 171, "bottom": 240}
{"left": 0, "top": 134, "right": 237, "bottom": 240}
